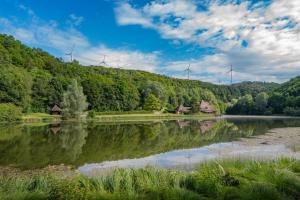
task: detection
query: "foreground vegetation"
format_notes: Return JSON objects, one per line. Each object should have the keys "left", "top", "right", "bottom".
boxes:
{"left": 0, "top": 159, "right": 299, "bottom": 200}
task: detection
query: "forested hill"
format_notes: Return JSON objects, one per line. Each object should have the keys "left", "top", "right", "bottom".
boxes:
{"left": 230, "top": 82, "right": 279, "bottom": 98}
{"left": 268, "top": 76, "right": 300, "bottom": 115}
{"left": 0, "top": 34, "right": 279, "bottom": 113}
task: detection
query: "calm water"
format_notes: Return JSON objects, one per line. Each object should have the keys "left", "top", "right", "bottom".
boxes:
{"left": 0, "top": 117, "right": 299, "bottom": 171}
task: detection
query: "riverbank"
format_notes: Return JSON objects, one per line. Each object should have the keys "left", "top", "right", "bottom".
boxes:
{"left": 21, "top": 113, "right": 61, "bottom": 123}
{"left": 21, "top": 112, "right": 216, "bottom": 123}
{"left": 93, "top": 113, "right": 215, "bottom": 122}
{"left": 1, "top": 159, "right": 299, "bottom": 200}
{"left": 20, "top": 113, "right": 299, "bottom": 124}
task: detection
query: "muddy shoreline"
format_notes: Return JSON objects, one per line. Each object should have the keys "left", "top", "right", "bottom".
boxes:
{"left": 238, "top": 127, "right": 300, "bottom": 153}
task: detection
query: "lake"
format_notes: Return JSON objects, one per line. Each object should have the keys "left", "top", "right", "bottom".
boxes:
{"left": 0, "top": 117, "right": 299, "bottom": 174}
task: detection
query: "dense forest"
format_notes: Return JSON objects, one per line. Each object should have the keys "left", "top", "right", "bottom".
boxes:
{"left": 227, "top": 77, "right": 300, "bottom": 116}
{"left": 0, "top": 34, "right": 297, "bottom": 116}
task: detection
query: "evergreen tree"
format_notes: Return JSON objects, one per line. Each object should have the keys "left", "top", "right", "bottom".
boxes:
{"left": 61, "top": 79, "right": 88, "bottom": 119}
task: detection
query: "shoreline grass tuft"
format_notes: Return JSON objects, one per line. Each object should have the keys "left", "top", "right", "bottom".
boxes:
{"left": 1, "top": 158, "right": 300, "bottom": 199}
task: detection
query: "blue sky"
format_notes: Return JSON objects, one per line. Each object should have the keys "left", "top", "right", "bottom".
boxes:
{"left": 0, "top": 0, "right": 300, "bottom": 83}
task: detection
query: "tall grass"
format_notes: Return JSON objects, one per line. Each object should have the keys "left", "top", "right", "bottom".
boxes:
{"left": 0, "top": 159, "right": 299, "bottom": 200}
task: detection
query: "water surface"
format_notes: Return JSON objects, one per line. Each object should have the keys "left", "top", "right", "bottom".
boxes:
{"left": 0, "top": 117, "right": 299, "bottom": 171}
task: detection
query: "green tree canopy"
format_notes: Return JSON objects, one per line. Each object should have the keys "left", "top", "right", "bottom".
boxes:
{"left": 143, "top": 94, "right": 161, "bottom": 111}
{"left": 0, "top": 65, "right": 32, "bottom": 111}
{"left": 254, "top": 92, "right": 269, "bottom": 114}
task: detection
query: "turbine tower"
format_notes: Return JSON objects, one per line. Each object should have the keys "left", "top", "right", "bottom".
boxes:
{"left": 65, "top": 45, "right": 75, "bottom": 62}
{"left": 99, "top": 54, "right": 107, "bottom": 66}
{"left": 185, "top": 64, "right": 192, "bottom": 80}
{"left": 227, "top": 64, "right": 233, "bottom": 84}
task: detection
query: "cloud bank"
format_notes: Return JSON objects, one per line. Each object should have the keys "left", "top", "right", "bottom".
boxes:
{"left": 115, "top": 0, "right": 300, "bottom": 83}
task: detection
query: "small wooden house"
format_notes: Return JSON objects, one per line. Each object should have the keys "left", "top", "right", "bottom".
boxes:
{"left": 176, "top": 104, "right": 191, "bottom": 114}
{"left": 200, "top": 101, "right": 216, "bottom": 113}
{"left": 51, "top": 104, "right": 62, "bottom": 115}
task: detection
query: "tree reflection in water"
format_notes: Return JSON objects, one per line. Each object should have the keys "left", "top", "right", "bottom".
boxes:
{"left": 0, "top": 118, "right": 299, "bottom": 169}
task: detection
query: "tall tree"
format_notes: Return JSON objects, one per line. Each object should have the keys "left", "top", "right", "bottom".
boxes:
{"left": 143, "top": 94, "right": 161, "bottom": 111}
{"left": 190, "top": 97, "right": 200, "bottom": 113}
{"left": 61, "top": 79, "right": 88, "bottom": 119}
{"left": 255, "top": 92, "right": 269, "bottom": 114}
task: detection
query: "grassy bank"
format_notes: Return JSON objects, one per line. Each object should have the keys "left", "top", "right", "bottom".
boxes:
{"left": 93, "top": 113, "right": 215, "bottom": 122}
{"left": 21, "top": 113, "right": 61, "bottom": 123}
{"left": 21, "top": 112, "right": 215, "bottom": 123}
{"left": 1, "top": 159, "right": 299, "bottom": 200}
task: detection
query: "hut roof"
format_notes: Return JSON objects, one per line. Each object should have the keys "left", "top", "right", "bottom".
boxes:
{"left": 200, "top": 101, "right": 216, "bottom": 113}
{"left": 176, "top": 104, "right": 191, "bottom": 113}
{"left": 51, "top": 104, "right": 62, "bottom": 112}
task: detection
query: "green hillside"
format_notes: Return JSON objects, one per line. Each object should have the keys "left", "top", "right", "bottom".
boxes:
{"left": 227, "top": 77, "right": 300, "bottom": 116}
{"left": 0, "top": 34, "right": 279, "bottom": 114}
{"left": 268, "top": 76, "right": 300, "bottom": 115}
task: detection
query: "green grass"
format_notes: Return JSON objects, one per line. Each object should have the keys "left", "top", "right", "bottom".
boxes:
{"left": 1, "top": 158, "right": 299, "bottom": 200}
{"left": 21, "top": 112, "right": 215, "bottom": 123}
{"left": 94, "top": 113, "right": 215, "bottom": 122}
{"left": 22, "top": 113, "right": 61, "bottom": 123}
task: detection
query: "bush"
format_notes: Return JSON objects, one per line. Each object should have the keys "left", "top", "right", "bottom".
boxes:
{"left": 0, "top": 103, "right": 22, "bottom": 122}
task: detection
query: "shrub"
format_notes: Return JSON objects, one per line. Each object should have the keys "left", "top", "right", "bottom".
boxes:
{"left": 0, "top": 103, "right": 22, "bottom": 122}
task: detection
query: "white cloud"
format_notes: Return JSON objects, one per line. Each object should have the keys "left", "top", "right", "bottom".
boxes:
{"left": 114, "top": 3, "right": 153, "bottom": 28}
{"left": 78, "top": 46, "right": 159, "bottom": 72}
{"left": 115, "top": 0, "right": 300, "bottom": 83}
{"left": 67, "top": 14, "right": 84, "bottom": 27}
{"left": 0, "top": 14, "right": 89, "bottom": 51}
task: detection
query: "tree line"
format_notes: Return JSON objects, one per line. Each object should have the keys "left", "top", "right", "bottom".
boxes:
{"left": 227, "top": 77, "right": 300, "bottom": 116}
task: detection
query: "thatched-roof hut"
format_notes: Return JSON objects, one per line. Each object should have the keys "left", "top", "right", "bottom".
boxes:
{"left": 176, "top": 104, "right": 191, "bottom": 114}
{"left": 51, "top": 104, "right": 62, "bottom": 115}
{"left": 200, "top": 101, "right": 216, "bottom": 113}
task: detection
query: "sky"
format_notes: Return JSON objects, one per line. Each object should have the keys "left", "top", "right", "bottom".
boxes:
{"left": 0, "top": 0, "right": 299, "bottom": 84}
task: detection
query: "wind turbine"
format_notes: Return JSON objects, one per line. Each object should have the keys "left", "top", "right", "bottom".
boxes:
{"left": 184, "top": 64, "right": 192, "bottom": 80}
{"left": 65, "top": 45, "right": 75, "bottom": 62}
{"left": 99, "top": 54, "right": 108, "bottom": 66}
{"left": 227, "top": 64, "right": 233, "bottom": 84}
